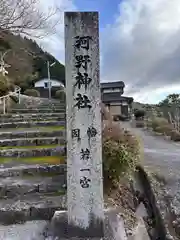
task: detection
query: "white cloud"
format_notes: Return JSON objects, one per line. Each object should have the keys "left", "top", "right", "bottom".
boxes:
{"left": 102, "top": 0, "right": 180, "bottom": 103}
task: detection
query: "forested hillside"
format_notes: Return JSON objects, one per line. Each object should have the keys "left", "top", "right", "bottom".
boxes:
{"left": 0, "top": 31, "right": 65, "bottom": 92}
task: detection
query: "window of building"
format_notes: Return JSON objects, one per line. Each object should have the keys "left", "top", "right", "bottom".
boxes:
{"left": 103, "top": 88, "right": 122, "bottom": 93}
{"left": 44, "top": 82, "right": 51, "bottom": 88}
{"left": 113, "top": 88, "right": 121, "bottom": 92}
{"left": 103, "top": 89, "right": 112, "bottom": 93}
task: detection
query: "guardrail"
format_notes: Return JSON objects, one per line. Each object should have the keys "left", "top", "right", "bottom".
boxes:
{"left": 0, "top": 85, "right": 21, "bottom": 114}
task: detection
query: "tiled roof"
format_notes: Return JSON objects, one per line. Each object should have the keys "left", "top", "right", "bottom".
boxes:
{"left": 102, "top": 92, "right": 133, "bottom": 103}
{"left": 101, "top": 81, "right": 125, "bottom": 89}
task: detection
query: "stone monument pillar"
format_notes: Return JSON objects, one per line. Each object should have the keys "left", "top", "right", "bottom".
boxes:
{"left": 65, "top": 11, "right": 104, "bottom": 238}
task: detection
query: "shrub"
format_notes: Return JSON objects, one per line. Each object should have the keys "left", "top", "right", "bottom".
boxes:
{"left": 24, "top": 89, "right": 40, "bottom": 97}
{"left": 155, "top": 125, "right": 173, "bottom": 135}
{"left": 0, "top": 75, "right": 14, "bottom": 97}
{"left": 102, "top": 121, "right": 141, "bottom": 190}
{"left": 101, "top": 103, "right": 113, "bottom": 121}
{"left": 134, "top": 109, "right": 145, "bottom": 119}
{"left": 149, "top": 117, "right": 174, "bottom": 135}
{"left": 55, "top": 90, "right": 65, "bottom": 101}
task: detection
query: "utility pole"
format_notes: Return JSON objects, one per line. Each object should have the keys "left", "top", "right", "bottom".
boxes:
{"left": 47, "top": 61, "right": 51, "bottom": 99}
{"left": 47, "top": 61, "right": 56, "bottom": 99}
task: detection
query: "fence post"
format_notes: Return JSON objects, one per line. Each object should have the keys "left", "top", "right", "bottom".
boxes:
{"left": 3, "top": 97, "right": 6, "bottom": 114}
{"left": 18, "top": 90, "right": 20, "bottom": 104}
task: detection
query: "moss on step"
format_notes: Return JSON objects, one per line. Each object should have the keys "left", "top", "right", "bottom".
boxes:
{"left": 0, "top": 144, "right": 64, "bottom": 150}
{"left": 0, "top": 125, "right": 65, "bottom": 132}
{"left": 31, "top": 125, "right": 65, "bottom": 131}
{"left": 43, "top": 189, "right": 67, "bottom": 196}
{"left": 0, "top": 156, "right": 66, "bottom": 164}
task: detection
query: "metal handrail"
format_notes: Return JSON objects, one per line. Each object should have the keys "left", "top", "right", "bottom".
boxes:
{"left": 0, "top": 85, "right": 21, "bottom": 114}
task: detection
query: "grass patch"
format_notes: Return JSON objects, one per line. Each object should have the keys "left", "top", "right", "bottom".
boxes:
{"left": 0, "top": 156, "right": 66, "bottom": 164}
{"left": 43, "top": 189, "right": 66, "bottom": 196}
{"left": 0, "top": 144, "right": 64, "bottom": 150}
{"left": 0, "top": 125, "right": 65, "bottom": 132}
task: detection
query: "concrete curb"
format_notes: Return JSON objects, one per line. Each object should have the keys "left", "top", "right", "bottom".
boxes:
{"left": 0, "top": 164, "right": 67, "bottom": 178}
{"left": 136, "top": 166, "right": 168, "bottom": 240}
{"left": 0, "top": 130, "right": 66, "bottom": 139}
{"left": 0, "top": 146, "right": 66, "bottom": 158}
{"left": 9, "top": 108, "right": 65, "bottom": 113}
{"left": 0, "top": 120, "right": 66, "bottom": 129}
{"left": 0, "top": 137, "right": 66, "bottom": 147}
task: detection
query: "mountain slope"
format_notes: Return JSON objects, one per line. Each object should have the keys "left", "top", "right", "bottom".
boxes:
{"left": 0, "top": 31, "right": 65, "bottom": 91}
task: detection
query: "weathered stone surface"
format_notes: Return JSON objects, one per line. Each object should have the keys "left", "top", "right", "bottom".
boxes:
{"left": 10, "top": 94, "right": 65, "bottom": 111}
{"left": 43, "top": 208, "right": 127, "bottom": 239}
{"left": 0, "top": 220, "right": 48, "bottom": 240}
{"left": 0, "top": 112, "right": 65, "bottom": 119}
{"left": 0, "top": 164, "right": 66, "bottom": 178}
{"left": 9, "top": 108, "right": 65, "bottom": 113}
{"left": 0, "top": 195, "right": 67, "bottom": 225}
{"left": 65, "top": 11, "right": 104, "bottom": 234}
{"left": 0, "top": 115, "right": 65, "bottom": 123}
{"left": 0, "top": 129, "right": 66, "bottom": 139}
{"left": 0, "top": 146, "right": 66, "bottom": 158}
{"left": 0, "top": 137, "right": 66, "bottom": 147}
{"left": 0, "top": 120, "right": 65, "bottom": 129}
{"left": 0, "top": 175, "right": 66, "bottom": 199}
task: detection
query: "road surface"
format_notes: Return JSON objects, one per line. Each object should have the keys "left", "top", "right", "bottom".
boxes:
{"left": 121, "top": 121, "right": 180, "bottom": 178}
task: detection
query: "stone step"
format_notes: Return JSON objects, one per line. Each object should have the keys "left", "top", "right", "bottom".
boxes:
{"left": 0, "top": 155, "right": 66, "bottom": 166}
{"left": 0, "top": 120, "right": 65, "bottom": 129}
{"left": 0, "top": 175, "right": 66, "bottom": 200}
{"left": 0, "top": 194, "right": 66, "bottom": 225}
{"left": 26, "top": 105, "right": 65, "bottom": 108}
{"left": 13, "top": 103, "right": 65, "bottom": 108}
{"left": 0, "top": 164, "right": 66, "bottom": 178}
{"left": 0, "top": 112, "right": 65, "bottom": 118}
{"left": 0, "top": 145, "right": 66, "bottom": 158}
{"left": 8, "top": 108, "right": 65, "bottom": 113}
{"left": 0, "top": 137, "right": 66, "bottom": 147}
{"left": 0, "top": 116, "right": 65, "bottom": 123}
{"left": 0, "top": 114, "right": 66, "bottom": 123}
{"left": 0, "top": 129, "right": 65, "bottom": 139}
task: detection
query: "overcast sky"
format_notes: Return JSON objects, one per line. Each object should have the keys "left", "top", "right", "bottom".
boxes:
{"left": 38, "top": 0, "right": 180, "bottom": 104}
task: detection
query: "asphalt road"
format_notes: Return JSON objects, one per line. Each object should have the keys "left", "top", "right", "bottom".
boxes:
{"left": 121, "top": 121, "right": 180, "bottom": 178}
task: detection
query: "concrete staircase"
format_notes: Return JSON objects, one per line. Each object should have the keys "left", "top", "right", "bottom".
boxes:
{"left": 0, "top": 97, "right": 67, "bottom": 225}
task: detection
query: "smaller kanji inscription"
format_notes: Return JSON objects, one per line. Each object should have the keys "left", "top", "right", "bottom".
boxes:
{"left": 80, "top": 176, "right": 91, "bottom": 188}
{"left": 75, "top": 93, "right": 92, "bottom": 109}
{"left": 80, "top": 148, "right": 90, "bottom": 160}
{"left": 74, "top": 36, "right": 92, "bottom": 50}
{"left": 72, "top": 128, "right": 80, "bottom": 140}
{"left": 87, "top": 127, "right": 97, "bottom": 139}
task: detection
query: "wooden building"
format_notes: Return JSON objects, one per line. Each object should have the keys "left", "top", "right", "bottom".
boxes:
{"left": 101, "top": 81, "right": 133, "bottom": 119}
{"left": 34, "top": 78, "right": 64, "bottom": 98}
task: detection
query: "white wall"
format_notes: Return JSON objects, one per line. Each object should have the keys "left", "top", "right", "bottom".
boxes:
{"left": 34, "top": 79, "right": 64, "bottom": 88}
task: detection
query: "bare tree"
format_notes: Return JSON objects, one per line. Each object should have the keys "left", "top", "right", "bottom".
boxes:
{"left": 0, "top": 0, "right": 60, "bottom": 38}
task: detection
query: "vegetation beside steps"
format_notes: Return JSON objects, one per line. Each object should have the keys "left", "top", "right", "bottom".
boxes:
{"left": 0, "top": 156, "right": 66, "bottom": 164}
{"left": 0, "top": 112, "right": 66, "bottom": 165}
{"left": 0, "top": 99, "right": 67, "bottom": 223}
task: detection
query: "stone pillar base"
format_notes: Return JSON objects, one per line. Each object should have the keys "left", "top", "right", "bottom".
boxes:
{"left": 44, "top": 208, "right": 127, "bottom": 240}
